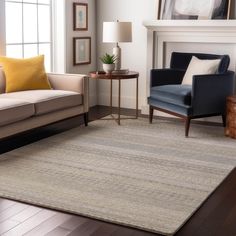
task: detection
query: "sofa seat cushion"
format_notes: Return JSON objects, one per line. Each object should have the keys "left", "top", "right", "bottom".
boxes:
{"left": 0, "top": 99, "right": 35, "bottom": 126}
{"left": 0, "top": 90, "right": 83, "bottom": 115}
{"left": 150, "top": 85, "right": 192, "bottom": 107}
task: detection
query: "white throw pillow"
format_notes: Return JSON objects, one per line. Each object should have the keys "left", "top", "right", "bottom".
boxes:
{"left": 182, "top": 56, "right": 221, "bottom": 85}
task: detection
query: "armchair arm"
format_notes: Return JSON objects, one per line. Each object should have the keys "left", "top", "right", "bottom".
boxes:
{"left": 192, "top": 71, "right": 235, "bottom": 116}
{"left": 47, "top": 73, "right": 89, "bottom": 113}
{"left": 151, "top": 69, "right": 185, "bottom": 87}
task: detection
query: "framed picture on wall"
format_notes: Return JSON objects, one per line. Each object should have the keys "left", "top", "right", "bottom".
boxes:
{"left": 73, "top": 3, "right": 88, "bottom": 31}
{"left": 157, "top": 0, "right": 162, "bottom": 19}
{"left": 73, "top": 37, "right": 91, "bottom": 65}
{"left": 160, "top": 0, "right": 231, "bottom": 20}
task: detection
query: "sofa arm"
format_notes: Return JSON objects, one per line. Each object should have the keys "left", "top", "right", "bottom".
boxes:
{"left": 192, "top": 71, "right": 235, "bottom": 116}
{"left": 47, "top": 73, "right": 89, "bottom": 113}
{"left": 151, "top": 69, "right": 185, "bottom": 87}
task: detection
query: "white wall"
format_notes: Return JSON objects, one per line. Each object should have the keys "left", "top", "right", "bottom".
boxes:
{"left": 96, "top": 0, "right": 157, "bottom": 109}
{"left": 65, "top": 0, "right": 97, "bottom": 107}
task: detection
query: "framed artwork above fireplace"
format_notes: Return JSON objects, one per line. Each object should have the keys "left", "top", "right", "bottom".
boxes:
{"left": 159, "top": 0, "right": 231, "bottom": 20}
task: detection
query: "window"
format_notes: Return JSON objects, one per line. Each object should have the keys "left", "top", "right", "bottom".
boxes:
{"left": 5, "top": 0, "right": 52, "bottom": 71}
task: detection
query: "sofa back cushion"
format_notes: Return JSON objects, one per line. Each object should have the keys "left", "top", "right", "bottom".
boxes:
{"left": 170, "top": 52, "right": 230, "bottom": 74}
{"left": 0, "top": 55, "right": 51, "bottom": 93}
{"left": 0, "top": 67, "right": 6, "bottom": 94}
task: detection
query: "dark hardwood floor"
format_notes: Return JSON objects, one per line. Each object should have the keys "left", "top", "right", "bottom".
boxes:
{"left": 0, "top": 106, "right": 236, "bottom": 236}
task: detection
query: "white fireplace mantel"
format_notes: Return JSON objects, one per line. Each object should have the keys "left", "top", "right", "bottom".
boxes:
{"left": 144, "top": 20, "right": 236, "bottom": 69}
{"left": 143, "top": 20, "right": 236, "bottom": 32}
{"left": 142, "top": 20, "right": 236, "bottom": 115}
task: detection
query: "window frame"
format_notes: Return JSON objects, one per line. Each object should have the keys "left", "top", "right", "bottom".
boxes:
{"left": 5, "top": 0, "right": 53, "bottom": 71}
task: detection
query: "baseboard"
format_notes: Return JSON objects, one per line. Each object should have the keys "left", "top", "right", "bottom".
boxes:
{"left": 89, "top": 94, "right": 98, "bottom": 107}
{"left": 92, "top": 105, "right": 223, "bottom": 127}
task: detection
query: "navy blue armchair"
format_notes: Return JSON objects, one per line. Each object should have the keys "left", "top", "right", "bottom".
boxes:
{"left": 148, "top": 52, "right": 235, "bottom": 137}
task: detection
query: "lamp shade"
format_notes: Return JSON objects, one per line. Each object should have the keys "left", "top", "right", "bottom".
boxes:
{"left": 103, "top": 22, "right": 132, "bottom": 43}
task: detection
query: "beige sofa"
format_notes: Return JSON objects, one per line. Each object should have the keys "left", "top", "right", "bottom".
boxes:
{"left": 0, "top": 67, "right": 89, "bottom": 140}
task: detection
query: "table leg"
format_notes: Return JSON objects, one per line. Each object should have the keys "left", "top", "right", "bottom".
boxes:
{"left": 118, "top": 79, "right": 121, "bottom": 125}
{"left": 110, "top": 78, "right": 113, "bottom": 115}
{"left": 136, "top": 77, "right": 139, "bottom": 118}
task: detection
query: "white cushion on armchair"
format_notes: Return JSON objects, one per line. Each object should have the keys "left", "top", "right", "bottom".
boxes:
{"left": 182, "top": 56, "right": 220, "bottom": 85}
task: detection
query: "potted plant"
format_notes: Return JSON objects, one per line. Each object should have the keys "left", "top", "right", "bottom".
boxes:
{"left": 100, "top": 53, "right": 116, "bottom": 74}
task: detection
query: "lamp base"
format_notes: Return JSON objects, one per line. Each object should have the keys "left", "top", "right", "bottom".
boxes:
{"left": 113, "top": 44, "right": 121, "bottom": 70}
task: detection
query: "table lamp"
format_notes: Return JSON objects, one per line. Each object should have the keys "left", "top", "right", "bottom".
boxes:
{"left": 103, "top": 21, "right": 132, "bottom": 71}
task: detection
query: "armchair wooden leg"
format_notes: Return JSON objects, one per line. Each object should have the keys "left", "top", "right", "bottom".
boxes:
{"left": 222, "top": 114, "right": 226, "bottom": 127}
{"left": 84, "top": 112, "right": 88, "bottom": 126}
{"left": 149, "top": 106, "right": 154, "bottom": 124}
{"left": 185, "top": 117, "right": 191, "bottom": 137}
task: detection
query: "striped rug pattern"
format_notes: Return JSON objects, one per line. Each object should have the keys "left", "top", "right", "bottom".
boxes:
{"left": 0, "top": 118, "right": 235, "bottom": 235}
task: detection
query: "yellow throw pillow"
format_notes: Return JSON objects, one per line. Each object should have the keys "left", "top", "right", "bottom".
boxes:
{"left": 0, "top": 55, "right": 51, "bottom": 93}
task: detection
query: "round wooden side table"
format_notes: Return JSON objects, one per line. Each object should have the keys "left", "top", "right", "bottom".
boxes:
{"left": 225, "top": 96, "right": 236, "bottom": 139}
{"left": 90, "top": 71, "right": 139, "bottom": 125}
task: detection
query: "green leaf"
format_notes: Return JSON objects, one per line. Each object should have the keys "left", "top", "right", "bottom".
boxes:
{"left": 100, "top": 53, "right": 117, "bottom": 64}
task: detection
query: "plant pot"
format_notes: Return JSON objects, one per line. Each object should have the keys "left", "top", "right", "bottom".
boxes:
{"left": 103, "top": 63, "right": 115, "bottom": 74}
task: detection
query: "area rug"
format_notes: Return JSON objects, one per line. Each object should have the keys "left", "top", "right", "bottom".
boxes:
{"left": 0, "top": 118, "right": 236, "bottom": 235}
